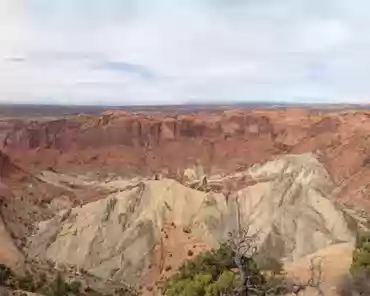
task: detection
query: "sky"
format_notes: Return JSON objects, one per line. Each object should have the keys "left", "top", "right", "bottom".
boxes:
{"left": 1, "top": 0, "right": 370, "bottom": 105}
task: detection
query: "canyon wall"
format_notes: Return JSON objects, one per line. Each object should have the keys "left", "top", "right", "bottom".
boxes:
{"left": 3, "top": 109, "right": 370, "bottom": 209}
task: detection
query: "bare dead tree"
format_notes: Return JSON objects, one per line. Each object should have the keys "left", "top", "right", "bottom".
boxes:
{"left": 227, "top": 227, "right": 259, "bottom": 296}
{"left": 223, "top": 192, "right": 326, "bottom": 296}
{"left": 226, "top": 225, "right": 325, "bottom": 296}
{"left": 226, "top": 195, "right": 263, "bottom": 296}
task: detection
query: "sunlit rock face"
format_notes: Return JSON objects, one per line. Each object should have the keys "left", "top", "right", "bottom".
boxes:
{"left": 28, "top": 153, "right": 356, "bottom": 284}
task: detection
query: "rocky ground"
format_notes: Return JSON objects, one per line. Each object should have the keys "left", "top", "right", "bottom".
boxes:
{"left": 1, "top": 108, "right": 370, "bottom": 295}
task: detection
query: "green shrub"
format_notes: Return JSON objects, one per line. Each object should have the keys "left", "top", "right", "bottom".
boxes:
{"left": 165, "top": 274, "right": 213, "bottom": 296}
{"left": 17, "top": 271, "right": 36, "bottom": 292}
{"left": 43, "top": 273, "right": 69, "bottom": 296}
{"left": 161, "top": 244, "right": 238, "bottom": 296}
{"left": 341, "top": 231, "right": 370, "bottom": 295}
{"left": 69, "top": 280, "right": 82, "bottom": 294}
{"left": 254, "top": 255, "right": 284, "bottom": 275}
{"left": 340, "top": 273, "right": 370, "bottom": 296}
{"left": 351, "top": 231, "right": 370, "bottom": 275}
{"left": 0, "top": 264, "right": 13, "bottom": 285}
{"left": 161, "top": 243, "right": 287, "bottom": 296}
{"left": 205, "top": 270, "right": 241, "bottom": 296}
{"left": 175, "top": 243, "right": 235, "bottom": 281}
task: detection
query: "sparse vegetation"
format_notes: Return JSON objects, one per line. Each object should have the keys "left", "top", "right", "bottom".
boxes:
{"left": 69, "top": 280, "right": 83, "bottom": 294}
{"left": 0, "top": 264, "right": 137, "bottom": 296}
{"left": 161, "top": 236, "right": 290, "bottom": 296}
{"left": 161, "top": 242, "right": 290, "bottom": 296}
{"left": 351, "top": 230, "right": 370, "bottom": 275}
{"left": 340, "top": 273, "right": 370, "bottom": 296}
{"left": 0, "top": 264, "right": 12, "bottom": 285}
{"left": 161, "top": 225, "right": 326, "bottom": 296}
{"left": 340, "top": 231, "right": 370, "bottom": 295}
{"left": 17, "top": 271, "right": 37, "bottom": 292}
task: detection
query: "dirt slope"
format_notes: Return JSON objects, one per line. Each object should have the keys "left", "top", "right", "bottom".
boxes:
{"left": 285, "top": 243, "right": 354, "bottom": 296}
{"left": 0, "top": 215, "right": 24, "bottom": 272}
{"left": 27, "top": 153, "right": 356, "bottom": 287}
{"left": 0, "top": 149, "right": 76, "bottom": 269}
{"left": 0, "top": 151, "right": 25, "bottom": 271}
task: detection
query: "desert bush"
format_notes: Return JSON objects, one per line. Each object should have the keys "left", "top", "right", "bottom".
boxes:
{"left": 0, "top": 262, "right": 133, "bottom": 296}
{"left": 340, "top": 231, "right": 370, "bottom": 295}
{"left": 17, "top": 271, "right": 36, "bottom": 292}
{"left": 69, "top": 280, "right": 82, "bottom": 294}
{"left": 160, "top": 244, "right": 239, "bottom": 296}
{"left": 174, "top": 243, "right": 235, "bottom": 279}
{"left": 351, "top": 230, "right": 370, "bottom": 275}
{"left": 43, "top": 273, "right": 69, "bottom": 296}
{"left": 254, "top": 255, "right": 284, "bottom": 275}
{"left": 205, "top": 270, "right": 241, "bottom": 296}
{"left": 339, "top": 273, "right": 370, "bottom": 296}
{"left": 0, "top": 264, "right": 12, "bottom": 285}
{"left": 161, "top": 222, "right": 328, "bottom": 296}
{"left": 161, "top": 242, "right": 288, "bottom": 296}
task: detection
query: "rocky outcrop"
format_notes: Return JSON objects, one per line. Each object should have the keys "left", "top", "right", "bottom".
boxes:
{"left": 27, "top": 179, "right": 227, "bottom": 284}
{"left": 0, "top": 151, "right": 25, "bottom": 270}
{"left": 0, "top": 213, "right": 25, "bottom": 272}
{"left": 3, "top": 111, "right": 274, "bottom": 151}
{"left": 0, "top": 149, "right": 75, "bottom": 253}
{"left": 5, "top": 109, "right": 370, "bottom": 210}
{"left": 0, "top": 150, "right": 18, "bottom": 178}
{"left": 240, "top": 153, "right": 356, "bottom": 261}
{"left": 2, "top": 111, "right": 280, "bottom": 178}
{"left": 27, "top": 154, "right": 356, "bottom": 285}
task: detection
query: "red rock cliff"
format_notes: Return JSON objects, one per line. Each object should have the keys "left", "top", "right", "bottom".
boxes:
{"left": 0, "top": 150, "right": 18, "bottom": 179}
{"left": 3, "top": 110, "right": 280, "bottom": 175}
{"left": 5, "top": 109, "right": 370, "bottom": 210}
{"left": 3, "top": 111, "right": 275, "bottom": 150}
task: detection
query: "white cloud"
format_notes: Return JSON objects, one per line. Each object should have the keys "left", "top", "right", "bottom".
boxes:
{"left": 1, "top": 0, "right": 370, "bottom": 105}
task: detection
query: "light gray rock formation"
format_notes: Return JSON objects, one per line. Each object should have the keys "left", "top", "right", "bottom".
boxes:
{"left": 27, "top": 153, "right": 357, "bottom": 284}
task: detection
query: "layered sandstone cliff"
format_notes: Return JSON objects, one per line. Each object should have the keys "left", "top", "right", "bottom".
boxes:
{"left": 3, "top": 111, "right": 274, "bottom": 150}
{"left": 4, "top": 109, "right": 370, "bottom": 210}
{"left": 2, "top": 111, "right": 280, "bottom": 178}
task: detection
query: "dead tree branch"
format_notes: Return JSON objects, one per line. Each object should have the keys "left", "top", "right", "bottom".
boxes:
{"left": 226, "top": 226, "right": 325, "bottom": 296}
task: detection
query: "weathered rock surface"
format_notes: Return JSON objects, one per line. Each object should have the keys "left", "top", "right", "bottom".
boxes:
{"left": 5, "top": 109, "right": 370, "bottom": 210}
{"left": 0, "top": 149, "right": 19, "bottom": 178}
{"left": 0, "top": 214, "right": 25, "bottom": 272}
{"left": 0, "top": 149, "right": 73, "bottom": 254}
{"left": 240, "top": 153, "right": 356, "bottom": 262}
{"left": 285, "top": 242, "right": 354, "bottom": 296}
{"left": 27, "top": 154, "right": 356, "bottom": 285}
{"left": 2, "top": 111, "right": 279, "bottom": 182}
{"left": 3, "top": 111, "right": 274, "bottom": 151}
{"left": 0, "top": 151, "right": 25, "bottom": 271}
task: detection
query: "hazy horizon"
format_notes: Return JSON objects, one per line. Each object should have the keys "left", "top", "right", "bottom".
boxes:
{"left": 1, "top": 101, "right": 369, "bottom": 108}
{"left": 2, "top": 1, "right": 370, "bottom": 105}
